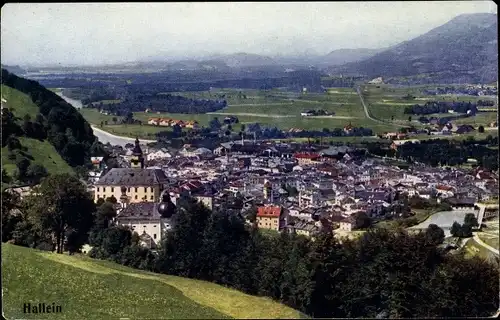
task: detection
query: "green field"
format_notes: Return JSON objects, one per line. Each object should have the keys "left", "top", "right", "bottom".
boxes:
{"left": 79, "top": 87, "right": 401, "bottom": 138}
{"left": 1, "top": 85, "right": 74, "bottom": 177}
{"left": 2, "top": 84, "right": 40, "bottom": 118}
{"left": 2, "top": 244, "right": 304, "bottom": 319}
{"left": 362, "top": 84, "right": 497, "bottom": 127}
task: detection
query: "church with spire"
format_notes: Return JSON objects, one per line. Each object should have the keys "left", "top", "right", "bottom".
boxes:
{"left": 130, "top": 137, "right": 145, "bottom": 168}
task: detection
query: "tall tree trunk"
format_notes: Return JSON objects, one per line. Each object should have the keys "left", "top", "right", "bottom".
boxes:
{"left": 56, "top": 230, "right": 61, "bottom": 254}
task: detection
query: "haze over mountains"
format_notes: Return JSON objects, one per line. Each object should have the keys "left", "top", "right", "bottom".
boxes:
{"left": 3, "top": 13, "right": 497, "bottom": 84}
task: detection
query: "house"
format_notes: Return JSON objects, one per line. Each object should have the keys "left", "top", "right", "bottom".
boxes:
{"left": 115, "top": 202, "right": 176, "bottom": 249}
{"left": 180, "top": 146, "right": 198, "bottom": 157}
{"left": 147, "top": 149, "right": 172, "bottom": 161}
{"left": 159, "top": 118, "right": 172, "bottom": 127}
{"left": 90, "top": 157, "right": 105, "bottom": 170}
{"left": 343, "top": 123, "right": 354, "bottom": 134}
{"left": 384, "top": 132, "right": 398, "bottom": 139}
{"left": 185, "top": 121, "right": 199, "bottom": 129}
{"left": 289, "top": 220, "right": 320, "bottom": 237}
{"left": 339, "top": 217, "right": 355, "bottom": 231}
{"left": 294, "top": 153, "right": 321, "bottom": 166}
{"left": 256, "top": 206, "right": 285, "bottom": 231}
{"left": 148, "top": 118, "right": 160, "bottom": 125}
{"left": 368, "top": 77, "right": 383, "bottom": 84}
{"left": 445, "top": 197, "right": 477, "bottom": 210}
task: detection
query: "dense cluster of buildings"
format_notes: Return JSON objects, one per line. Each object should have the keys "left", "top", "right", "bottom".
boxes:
{"left": 83, "top": 137, "right": 498, "bottom": 249}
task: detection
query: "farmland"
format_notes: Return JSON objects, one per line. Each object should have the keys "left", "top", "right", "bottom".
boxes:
{"left": 2, "top": 243, "right": 304, "bottom": 319}
{"left": 78, "top": 85, "right": 497, "bottom": 140}
{"left": 80, "top": 87, "right": 400, "bottom": 138}
{"left": 362, "top": 84, "right": 497, "bottom": 126}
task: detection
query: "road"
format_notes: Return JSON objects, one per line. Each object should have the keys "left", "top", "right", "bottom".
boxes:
{"left": 91, "top": 125, "right": 156, "bottom": 147}
{"left": 355, "top": 86, "right": 405, "bottom": 127}
{"left": 473, "top": 234, "right": 500, "bottom": 255}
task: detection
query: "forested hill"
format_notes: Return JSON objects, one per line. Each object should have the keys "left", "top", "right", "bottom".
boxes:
{"left": 330, "top": 13, "right": 498, "bottom": 84}
{"left": 1, "top": 69, "right": 98, "bottom": 182}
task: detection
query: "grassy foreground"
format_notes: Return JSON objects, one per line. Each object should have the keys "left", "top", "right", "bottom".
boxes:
{"left": 2, "top": 244, "right": 305, "bottom": 319}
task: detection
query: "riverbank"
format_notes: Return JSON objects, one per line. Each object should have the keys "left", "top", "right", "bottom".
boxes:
{"left": 91, "top": 125, "right": 156, "bottom": 146}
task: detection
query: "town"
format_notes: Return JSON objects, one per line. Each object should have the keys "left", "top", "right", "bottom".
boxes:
{"left": 71, "top": 136, "right": 498, "bottom": 250}
{"left": 2, "top": 2, "right": 498, "bottom": 319}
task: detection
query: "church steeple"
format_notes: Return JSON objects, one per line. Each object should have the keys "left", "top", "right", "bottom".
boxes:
{"left": 130, "top": 137, "right": 145, "bottom": 168}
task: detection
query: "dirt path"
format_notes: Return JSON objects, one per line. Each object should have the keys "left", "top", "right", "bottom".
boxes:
{"left": 207, "top": 112, "right": 356, "bottom": 119}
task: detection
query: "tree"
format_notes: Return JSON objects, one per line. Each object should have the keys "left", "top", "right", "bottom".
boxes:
{"left": 155, "top": 197, "right": 211, "bottom": 278}
{"left": 172, "top": 124, "right": 182, "bottom": 137}
{"left": 463, "top": 213, "right": 479, "bottom": 229}
{"left": 425, "top": 224, "right": 445, "bottom": 245}
{"left": 6, "top": 136, "right": 22, "bottom": 152}
{"left": 101, "top": 226, "right": 132, "bottom": 258}
{"left": 478, "top": 125, "right": 485, "bottom": 133}
{"left": 94, "top": 201, "right": 117, "bottom": 229}
{"left": 2, "top": 168, "right": 11, "bottom": 185}
{"left": 354, "top": 211, "right": 371, "bottom": 229}
{"left": 15, "top": 156, "right": 31, "bottom": 180}
{"left": 24, "top": 174, "right": 96, "bottom": 253}
{"left": 209, "top": 117, "right": 221, "bottom": 131}
{"left": 459, "top": 223, "right": 473, "bottom": 238}
{"left": 26, "top": 163, "right": 48, "bottom": 184}
{"left": 105, "top": 195, "right": 117, "bottom": 204}
{"left": 450, "top": 221, "right": 461, "bottom": 237}
{"left": 1, "top": 189, "right": 22, "bottom": 242}
{"left": 23, "top": 114, "right": 34, "bottom": 137}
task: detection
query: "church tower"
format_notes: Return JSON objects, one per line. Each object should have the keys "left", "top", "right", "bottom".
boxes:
{"left": 130, "top": 137, "right": 145, "bottom": 168}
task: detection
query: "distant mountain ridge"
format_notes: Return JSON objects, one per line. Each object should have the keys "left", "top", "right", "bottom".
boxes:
{"left": 1, "top": 64, "right": 26, "bottom": 75}
{"left": 329, "top": 13, "right": 498, "bottom": 84}
{"left": 320, "top": 48, "right": 386, "bottom": 66}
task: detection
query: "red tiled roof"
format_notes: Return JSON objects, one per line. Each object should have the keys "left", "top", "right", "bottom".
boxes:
{"left": 436, "top": 185, "right": 453, "bottom": 191}
{"left": 294, "top": 153, "right": 320, "bottom": 159}
{"left": 257, "top": 206, "right": 281, "bottom": 218}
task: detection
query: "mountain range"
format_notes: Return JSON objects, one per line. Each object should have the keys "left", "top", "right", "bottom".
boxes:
{"left": 329, "top": 13, "right": 498, "bottom": 83}
{"left": 13, "top": 13, "right": 498, "bottom": 84}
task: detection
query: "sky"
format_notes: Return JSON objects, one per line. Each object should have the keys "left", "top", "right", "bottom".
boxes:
{"left": 1, "top": 1, "right": 497, "bottom": 66}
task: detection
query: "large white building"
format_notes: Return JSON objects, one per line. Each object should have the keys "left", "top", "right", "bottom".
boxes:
{"left": 115, "top": 202, "right": 175, "bottom": 249}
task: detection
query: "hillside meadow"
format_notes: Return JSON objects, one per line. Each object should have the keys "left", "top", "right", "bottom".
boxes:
{"left": 2, "top": 244, "right": 305, "bottom": 319}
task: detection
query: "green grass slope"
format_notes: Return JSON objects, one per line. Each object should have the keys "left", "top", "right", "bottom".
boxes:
{"left": 2, "top": 244, "right": 305, "bottom": 319}
{"left": 1, "top": 137, "right": 74, "bottom": 176}
{"left": 2, "top": 84, "right": 40, "bottom": 118}
{"left": 1, "top": 85, "right": 74, "bottom": 176}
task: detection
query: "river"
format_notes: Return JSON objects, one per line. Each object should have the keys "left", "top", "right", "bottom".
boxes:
{"left": 55, "top": 90, "right": 84, "bottom": 109}
{"left": 56, "top": 90, "right": 156, "bottom": 147}
{"left": 410, "top": 210, "right": 478, "bottom": 237}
